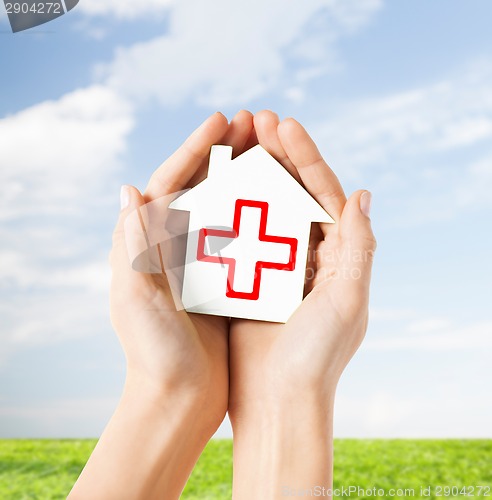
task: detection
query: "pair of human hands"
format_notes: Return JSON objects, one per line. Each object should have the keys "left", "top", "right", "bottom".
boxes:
{"left": 110, "top": 109, "right": 376, "bottom": 441}
{"left": 67, "top": 110, "right": 376, "bottom": 499}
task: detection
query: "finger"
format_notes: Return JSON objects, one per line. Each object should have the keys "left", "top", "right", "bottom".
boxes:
{"left": 338, "top": 190, "right": 377, "bottom": 295}
{"left": 277, "top": 118, "right": 346, "bottom": 223}
{"left": 243, "top": 125, "right": 259, "bottom": 151}
{"left": 253, "top": 110, "right": 301, "bottom": 182}
{"left": 144, "top": 112, "right": 229, "bottom": 200}
{"left": 188, "top": 110, "right": 254, "bottom": 186}
{"left": 110, "top": 185, "right": 149, "bottom": 293}
{"left": 223, "top": 109, "right": 254, "bottom": 156}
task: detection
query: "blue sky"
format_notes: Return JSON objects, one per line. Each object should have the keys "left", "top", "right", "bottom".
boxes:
{"left": 0, "top": 0, "right": 491, "bottom": 438}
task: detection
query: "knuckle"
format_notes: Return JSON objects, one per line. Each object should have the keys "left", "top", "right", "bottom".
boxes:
{"left": 365, "top": 234, "right": 377, "bottom": 253}
{"left": 112, "top": 227, "right": 124, "bottom": 247}
{"left": 108, "top": 247, "right": 117, "bottom": 267}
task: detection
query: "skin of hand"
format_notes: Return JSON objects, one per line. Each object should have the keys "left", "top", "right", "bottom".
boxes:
{"left": 69, "top": 109, "right": 375, "bottom": 499}
{"left": 69, "top": 111, "right": 257, "bottom": 500}
{"left": 228, "top": 111, "right": 377, "bottom": 497}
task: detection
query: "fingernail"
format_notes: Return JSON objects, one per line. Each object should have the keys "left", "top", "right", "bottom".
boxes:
{"left": 120, "top": 185, "right": 130, "bottom": 211}
{"left": 360, "top": 191, "right": 372, "bottom": 218}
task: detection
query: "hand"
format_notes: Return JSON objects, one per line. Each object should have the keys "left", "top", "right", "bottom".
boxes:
{"left": 111, "top": 110, "right": 257, "bottom": 429}
{"left": 70, "top": 111, "right": 257, "bottom": 500}
{"left": 228, "top": 111, "right": 376, "bottom": 496}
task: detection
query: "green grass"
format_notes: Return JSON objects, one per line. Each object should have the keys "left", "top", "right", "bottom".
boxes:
{"left": 0, "top": 439, "right": 490, "bottom": 499}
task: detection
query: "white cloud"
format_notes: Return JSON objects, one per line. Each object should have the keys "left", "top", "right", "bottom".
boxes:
{"left": 406, "top": 318, "right": 451, "bottom": 334}
{"left": 335, "top": 391, "right": 414, "bottom": 437}
{"left": 0, "top": 249, "right": 110, "bottom": 293}
{"left": 0, "top": 290, "right": 109, "bottom": 348}
{"left": 369, "top": 307, "right": 416, "bottom": 322}
{"left": 0, "top": 397, "right": 119, "bottom": 437}
{"left": 456, "top": 153, "right": 492, "bottom": 209}
{"left": 335, "top": 389, "right": 492, "bottom": 437}
{"left": 366, "top": 319, "right": 492, "bottom": 351}
{"left": 314, "top": 60, "right": 492, "bottom": 178}
{"left": 78, "top": 0, "right": 174, "bottom": 19}
{"left": 0, "top": 85, "right": 133, "bottom": 219}
{"left": 342, "top": 312, "right": 492, "bottom": 437}
{"left": 100, "top": 0, "right": 381, "bottom": 107}
{"left": 0, "top": 85, "right": 133, "bottom": 359}
{"left": 284, "top": 87, "right": 306, "bottom": 104}
{"left": 309, "top": 59, "right": 492, "bottom": 224}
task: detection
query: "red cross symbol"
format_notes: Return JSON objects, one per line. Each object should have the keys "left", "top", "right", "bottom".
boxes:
{"left": 197, "top": 199, "right": 298, "bottom": 301}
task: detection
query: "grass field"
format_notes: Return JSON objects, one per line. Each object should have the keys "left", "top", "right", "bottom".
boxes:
{"left": 0, "top": 439, "right": 490, "bottom": 499}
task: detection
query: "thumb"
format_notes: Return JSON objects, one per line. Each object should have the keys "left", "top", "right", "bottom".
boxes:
{"left": 338, "top": 190, "right": 377, "bottom": 294}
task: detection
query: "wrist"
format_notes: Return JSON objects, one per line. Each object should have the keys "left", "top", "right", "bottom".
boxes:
{"left": 70, "top": 371, "right": 220, "bottom": 500}
{"left": 230, "top": 390, "right": 336, "bottom": 499}
{"left": 229, "top": 388, "right": 335, "bottom": 433}
{"left": 123, "top": 370, "right": 225, "bottom": 438}
{"left": 229, "top": 378, "right": 337, "bottom": 424}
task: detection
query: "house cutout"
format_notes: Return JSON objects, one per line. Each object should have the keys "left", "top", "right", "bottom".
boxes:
{"left": 169, "top": 145, "right": 334, "bottom": 323}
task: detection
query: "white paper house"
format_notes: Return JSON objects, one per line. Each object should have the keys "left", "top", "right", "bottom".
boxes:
{"left": 169, "top": 145, "right": 334, "bottom": 323}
